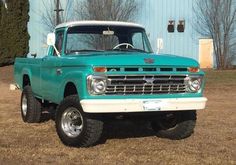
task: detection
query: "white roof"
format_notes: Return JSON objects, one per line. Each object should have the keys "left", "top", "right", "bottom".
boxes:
{"left": 56, "top": 21, "right": 144, "bottom": 29}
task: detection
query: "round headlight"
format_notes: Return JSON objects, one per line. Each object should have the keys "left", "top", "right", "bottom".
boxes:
{"left": 91, "top": 79, "right": 106, "bottom": 94}
{"left": 188, "top": 78, "right": 201, "bottom": 92}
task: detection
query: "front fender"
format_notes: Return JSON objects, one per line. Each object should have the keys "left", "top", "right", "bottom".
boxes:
{"left": 57, "top": 71, "right": 88, "bottom": 103}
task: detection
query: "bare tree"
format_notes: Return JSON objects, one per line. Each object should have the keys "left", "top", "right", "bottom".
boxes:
{"left": 193, "top": 0, "right": 236, "bottom": 69}
{"left": 39, "top": 0, "right": 140, "bottom": 50}
{"left": 74, "top": 0, "right": 140, "bottom": 49}
{"left": 41, "top": 0, "right": 74, "bottom": 32}
{"left": 74, "top": 0, "right": 139, "bottom": 21}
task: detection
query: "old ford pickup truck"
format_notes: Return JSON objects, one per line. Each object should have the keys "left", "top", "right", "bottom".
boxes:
{"left": 14, "top": 21, "right": 207, "bottom": 147}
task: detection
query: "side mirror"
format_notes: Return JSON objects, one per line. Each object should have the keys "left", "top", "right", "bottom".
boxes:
{"left": 47, "top": 33, "right": 56, "bottom": 46}
{"left": 46, "top": 33, "right": 60, "bottom": 57}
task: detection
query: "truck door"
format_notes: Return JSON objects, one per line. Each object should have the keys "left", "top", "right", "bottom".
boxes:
{"left": 41, "top": 30, "right": 64, "bottom": 103}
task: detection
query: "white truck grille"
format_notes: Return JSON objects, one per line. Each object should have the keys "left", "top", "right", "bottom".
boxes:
{"left": 106, "top": 75, "right": 187, "bottom": 95}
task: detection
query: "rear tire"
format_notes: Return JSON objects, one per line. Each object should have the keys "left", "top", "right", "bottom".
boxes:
{"left": 151, "top": 111, "right": 196, "bottom": 140}
{"left": 21, "top": 86, "right": 42, "bottom": 123}
{"left": 55, "top": 95, "right": 103, "bottom": 147}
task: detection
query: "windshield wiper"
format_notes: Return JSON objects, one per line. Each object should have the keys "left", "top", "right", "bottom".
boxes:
{"left": 109, "top": 48, "right": 148, "bottom": 53}
{"left": 67, "top": 49, "right": 104, "bottom": 54}
{"left": 127, "top": 48, "right": 147, "bottom": 53}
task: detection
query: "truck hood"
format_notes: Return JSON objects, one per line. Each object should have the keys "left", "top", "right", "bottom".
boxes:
{"left": 61, "top": 52, "right": 199, "bottom": 67}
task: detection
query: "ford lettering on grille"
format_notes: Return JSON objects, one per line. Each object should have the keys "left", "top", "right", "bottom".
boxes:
{"left": 106, "top": 75, "right": 187, "bottom": 95}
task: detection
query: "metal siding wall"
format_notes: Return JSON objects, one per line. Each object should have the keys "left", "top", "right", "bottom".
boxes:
{"left": 28, "top": 0, "right": 48, "bottom": 57}
{"left": 137, "top": 0, "right": 199, "bottom": 61}
{"left": 28, "top": 0, "right": 200, "bottom": 60}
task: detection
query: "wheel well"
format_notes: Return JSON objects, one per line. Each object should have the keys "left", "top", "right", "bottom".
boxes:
{"left": 23, "top": 75, "right": 31, "bottom": 87}
{"left": 64, "top": 82, "right": 78, "bottom": 98}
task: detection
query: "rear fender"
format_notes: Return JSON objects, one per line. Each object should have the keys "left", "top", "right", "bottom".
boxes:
{"left": 21, "top": 68, "right": 32, "bottom": 89}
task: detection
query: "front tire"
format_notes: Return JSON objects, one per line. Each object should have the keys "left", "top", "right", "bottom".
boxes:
{"left": 151, "top": 111, "right": 196, "bottom": 140}
{"left": 21, "top": 86, "right": 42, "bottom": 123}
{"left": 55, "top": 95, "right": 103, "bottom": 147}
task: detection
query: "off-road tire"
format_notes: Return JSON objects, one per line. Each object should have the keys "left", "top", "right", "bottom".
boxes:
{"left": 21, "top": 86, "right": 42, "bottom": 123}
{"left": 55, "top": 95, "right": 103, "bottom": 147}
{"left": 151, "top": 111, "right": 196, "bottom": 140}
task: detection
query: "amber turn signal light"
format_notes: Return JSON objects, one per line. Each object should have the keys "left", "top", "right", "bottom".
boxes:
{"left": 93, "top": 67, "right": 107, "bottom": 72}
{"left": 188, "top": 67, "right": 199, "bottom": 73}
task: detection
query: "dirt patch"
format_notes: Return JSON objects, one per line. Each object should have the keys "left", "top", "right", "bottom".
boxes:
{"left": 0, "top": 66, "right": 235, "bottom": 164}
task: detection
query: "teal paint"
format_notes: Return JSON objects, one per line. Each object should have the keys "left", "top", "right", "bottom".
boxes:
{"left": 14, "top": 51, "right": 204, "bottom": 104}
{"left": 15, "top": 22, "right": 206, "bottom": 104}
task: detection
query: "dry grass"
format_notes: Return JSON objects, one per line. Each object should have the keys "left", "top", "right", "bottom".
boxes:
{"left": 0, "top": 66, "right": 235, "bottom": 165}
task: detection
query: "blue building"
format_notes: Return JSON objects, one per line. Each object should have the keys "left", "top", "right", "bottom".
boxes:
{"left": 28, "top": 0, "right": 214, "bottom": 68}
{"left": 139, "top": 0, "right": 199, "bottom": 58}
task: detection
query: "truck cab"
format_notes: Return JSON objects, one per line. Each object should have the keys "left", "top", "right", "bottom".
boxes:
{"left": 14, "top": 21, "right": 207, "bottom": 147}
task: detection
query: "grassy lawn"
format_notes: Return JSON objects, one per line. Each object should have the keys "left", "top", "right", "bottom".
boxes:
{"left": 205, "top": 69, "right": 236, "bottom": 84}
{"left": 0, "top": 66, "right": 235, "bottom": 164}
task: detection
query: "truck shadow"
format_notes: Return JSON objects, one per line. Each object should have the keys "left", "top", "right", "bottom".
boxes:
{"left": 99, "top": 120, "right": 156, "bottom": 143}
{"left": 40, "top": 107, "right": 56, "bottom": 122}
{"left": 39, "top": 109, "right": 157, "bottom": 142}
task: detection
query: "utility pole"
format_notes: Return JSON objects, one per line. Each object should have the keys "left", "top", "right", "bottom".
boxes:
{"left": 54, "top": 0, "right": 64, "bottom": 25}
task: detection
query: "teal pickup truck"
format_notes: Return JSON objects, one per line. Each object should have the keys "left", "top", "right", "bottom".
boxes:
{"left": 14, "top": 21, "right": 207, "bottom": 147}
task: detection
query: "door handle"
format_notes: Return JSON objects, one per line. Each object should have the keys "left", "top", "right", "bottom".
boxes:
{"left": 56, "top": 68, "right": 62, "bottom": 75}
{"left": 42, "top": 57, "right": 48, "bottom": 61}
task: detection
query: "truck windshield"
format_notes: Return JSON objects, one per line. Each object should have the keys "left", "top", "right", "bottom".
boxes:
{"left": 65, "top": 25, "right": 153, "bottom": 55}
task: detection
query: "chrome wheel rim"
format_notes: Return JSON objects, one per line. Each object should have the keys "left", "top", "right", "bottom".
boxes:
{"left": 22, "top": 94, "right": 27, "bottom": 116}
{"left": 61, "top": 107, "right": 83, "bottom": 138}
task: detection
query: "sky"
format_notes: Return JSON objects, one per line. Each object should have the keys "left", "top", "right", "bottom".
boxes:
{"left": 27, "top": 0, "right": 204, "bottom": 61}
{"left": 27, "top": 0, "right": 66, "bottom": 57}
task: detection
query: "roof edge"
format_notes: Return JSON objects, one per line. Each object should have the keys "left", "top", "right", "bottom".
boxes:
{"left": 55, "top": 20, "right": 145, "bottom": 29}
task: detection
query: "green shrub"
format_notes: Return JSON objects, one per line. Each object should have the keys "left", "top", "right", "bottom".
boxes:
{"left": 0, "top": 0, "right": 30, "bottom": 66}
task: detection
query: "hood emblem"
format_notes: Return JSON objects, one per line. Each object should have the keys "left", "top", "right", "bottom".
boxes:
{"left": 144, "top": 58, "right": 155, "bottom": 64}
{"left": 145, "top": 79, "right": 154, "bottom": 85}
